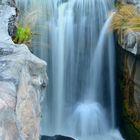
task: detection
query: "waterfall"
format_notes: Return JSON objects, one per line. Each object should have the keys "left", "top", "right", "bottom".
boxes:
{"left": 16, "top": 0, "right": 124, "bottom": 140}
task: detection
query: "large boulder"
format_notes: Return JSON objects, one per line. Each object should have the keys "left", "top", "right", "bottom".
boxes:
{"left": 0, "top": 3, "right": 48, "bottom": 140}
{"left": 0, "top": 43, "right": 48, "bottom": 140}
{"left": 123, "top": 32, "right": 140, "bottom": 55}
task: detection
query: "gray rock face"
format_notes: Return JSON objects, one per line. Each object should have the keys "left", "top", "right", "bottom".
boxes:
{"left": 120, "top": 0, "right": 140, "bottom": 4}
{"left": 0, "top": 5, "right": 15, "bottom": 43}
{"left": 0, "top": 3, "right": 48, "bottom": 140}
{"left": 126, "top": 0, "right": 140, "bottom": 4}
{"left": 0, "top": 0, "right": 16, "bottom": 7}
{"left": 0, "top": 43, "right": 48, "bottom": 140}
{"left": 123, "top": 32, "right": 140, "bottom": 55}
{"left": 0, "top": 0, "right": 17, "bottom": 37}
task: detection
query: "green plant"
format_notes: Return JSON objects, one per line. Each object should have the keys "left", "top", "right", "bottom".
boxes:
{"left": 12, "top": 11, "right": 39, "bottom": 45}
{"left": 13, "top": 25, "right": 32, "bottom": 44}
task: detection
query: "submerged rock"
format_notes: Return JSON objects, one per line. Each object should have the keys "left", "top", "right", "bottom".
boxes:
{"left": 41, "top": 135, "right": 75, "bottom": 140}
{"left": 0, "top": 2, "right": 48, "bottom": 140}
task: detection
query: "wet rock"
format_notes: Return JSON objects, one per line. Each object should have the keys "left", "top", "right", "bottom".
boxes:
{"left": 8, "top": 15, "right": 17, "bottom": 37}
{"left": 0, "top": 4, "right": 16, "bottom": 43}
{"left": 123, "top": 32, "right": 140, "bottom": 55}
{"left": 41, "top": 135, "right": 76, "bottom": 140}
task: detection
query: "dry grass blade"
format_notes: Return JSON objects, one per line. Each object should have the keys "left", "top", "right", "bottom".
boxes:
{"left": 111, "top": 4, "right": 140, "bottom": 33}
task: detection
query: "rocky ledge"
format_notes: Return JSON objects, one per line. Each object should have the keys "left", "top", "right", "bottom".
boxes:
{"left": 0, "top": 3, "right": 48, "bottom": 140}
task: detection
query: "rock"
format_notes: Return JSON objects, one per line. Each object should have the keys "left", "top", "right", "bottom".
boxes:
{"left": 0, "top": 43, "right": 48, "bottom": 140}
{"left": 8, "top": 14, "right": 17, "bottom": 37}
{"left": 123, "top": 32, "right": 140, "bottom": 55}
{"left": 117, "top": 47, "right": 140, "bottom": 140}
{"left": 134, "top": 57, "right": 140, "bottom": 118}
{"left": 125, "top": 53, "right": 140, "bottom": 119}
{"left": 41, "top": 135, "right": 76, "bottom": 140}
{"left": 0, "top": 3, "right": 48, "bottom": 140}
{"left": 0, "top": 0, "right": 16, "bottom": 7}
{"left": 128, "top": 0, "right": 140, "bottom": 4}
{"left": 0, "top": 5, "right": 16, "bottom": 43}
{"left": 119, "top": 0, "right": 140, "bottom": 4}
{"left": 15, "top": 44, "right": 47, "bottom": 140}
{"left": 0, "top": 0, "right": 17, "bottom": 38}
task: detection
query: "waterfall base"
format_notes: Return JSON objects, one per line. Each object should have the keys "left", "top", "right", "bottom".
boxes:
{"left": 70, "top": 102, "right": 109, "bottom": 137}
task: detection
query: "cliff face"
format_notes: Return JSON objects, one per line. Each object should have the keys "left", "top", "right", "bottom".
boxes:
{"left": 0, "top": 2, "right": 48, "bottom": 140}
{"left": 116, "top": 9, "right": 140, "bottom": 140}
{"left": 117, "top": 48, "right": 140, "bottom": 140}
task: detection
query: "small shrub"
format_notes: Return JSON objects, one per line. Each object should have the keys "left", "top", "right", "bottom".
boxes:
{"left": 12, "top": 11, "right": 39, "bottom": 45}
{"left": 12, "top": 25, "right": 32, "bottom": 44}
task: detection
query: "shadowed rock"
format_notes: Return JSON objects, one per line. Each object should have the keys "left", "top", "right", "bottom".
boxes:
{"left": 41, "top": 135, "right": 75, "bottom": 140}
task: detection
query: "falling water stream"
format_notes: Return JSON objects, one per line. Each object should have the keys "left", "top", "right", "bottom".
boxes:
{"left": 16, "top": 0, "right": 124, "bottom": 140}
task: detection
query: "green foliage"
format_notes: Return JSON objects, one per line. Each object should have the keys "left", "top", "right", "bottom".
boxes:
{"left": 12, "top": 11, "right": 39, "bottom": 45}
{"left": 13, "top": 25, "right": 32, "bottom": 44}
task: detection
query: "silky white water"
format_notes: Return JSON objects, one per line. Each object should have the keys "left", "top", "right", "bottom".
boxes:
{"left": 16, "top": 0, "right": 124, "bottom": 139}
